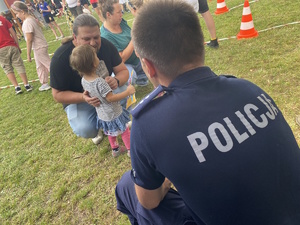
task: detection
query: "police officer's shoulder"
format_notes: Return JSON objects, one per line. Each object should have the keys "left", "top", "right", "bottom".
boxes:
{"left": 131, "top": 85, "right": 166, "bottom": 118}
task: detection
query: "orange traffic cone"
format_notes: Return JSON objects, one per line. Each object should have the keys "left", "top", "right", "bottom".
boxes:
{"left": 215, "top": 0, "right": 229, "bottom": 15}
{"left": 236, "top": 0, "right": 258, "bottom": 39}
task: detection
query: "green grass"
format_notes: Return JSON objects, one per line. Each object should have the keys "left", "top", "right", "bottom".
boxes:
{"left": 0, "top": 1, "right": 299, "bottom": 224}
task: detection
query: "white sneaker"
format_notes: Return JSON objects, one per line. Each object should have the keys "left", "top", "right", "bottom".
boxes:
{"left": 56, "top": 35, "right": 64, "bottom": 40}
{"left": 92, "top": 132, "right": 103, "bottom": 145}
{"left": 39, "top": 83, "right": 51, "bottom": 91}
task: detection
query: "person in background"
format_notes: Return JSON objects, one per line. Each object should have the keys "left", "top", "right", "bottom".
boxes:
{"left": 0, "top": 15, "right": 32, "bottom": 94}
{"left": 100, "top": 0, "right": 148, "bottom": 87}
{"left": 50, "top": 14, "right": 129, "bottom": 144}
{"left": 51, "top": 0, "right": 64, "bottom": 18}
{"left": 70, "top": 45, "right": 135, "bottom": 157}
{"left": 62, "top": 0, "right": 83, "bottom": 18}
{"left": 90, "top": 0, "right": 104, "bottom": 22}
{"left": 119, "top": 0, "right": 129, "bottom": 13}
{"left": 12, "top": 1, "right": 52, "bottom": 91}
{"left": 80, "top": 0, "right": 92, "bottom": 14}
{"left": 26, "top": 0, "right": 48, "bottom": 28}
{"left": 128, "top": 0, "right": 219, "bottom": 48}
{"left": 198, "top": 0, "right": 218, "bottom": 48}
{"left": 115, "top": 1, "right": 300, "bottom": 224}
{"left": 38, "top": 0, "right": 64, "bottom": 40}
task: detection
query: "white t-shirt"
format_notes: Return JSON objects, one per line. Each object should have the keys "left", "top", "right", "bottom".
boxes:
{"left": 184, "top": 0, "right": 199, "bottom": 12}
{"left": 22, "top": 17, "right": 47, "bottom": 50}
{"left": 66, "top": 0, "right": 78, "bottom": 8}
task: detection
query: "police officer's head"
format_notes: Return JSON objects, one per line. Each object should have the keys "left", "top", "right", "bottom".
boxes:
{"left": 132, "top": 0, "right": 205, "bottom": 79}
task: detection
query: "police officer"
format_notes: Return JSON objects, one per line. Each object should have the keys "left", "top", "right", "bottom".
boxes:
{"left": 115, "top": 1, "right": 300, "bottom": 224}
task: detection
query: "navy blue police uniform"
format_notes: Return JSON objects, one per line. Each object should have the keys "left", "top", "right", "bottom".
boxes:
{"left": 116, "top": 66, "right": 300, "bottom": 225}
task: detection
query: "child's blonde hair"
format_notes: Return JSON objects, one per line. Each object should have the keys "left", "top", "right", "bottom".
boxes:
{"left": 70, "top": 45, "right": 97, "bottom": 76}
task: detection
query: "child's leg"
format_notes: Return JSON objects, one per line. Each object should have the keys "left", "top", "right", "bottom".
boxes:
{"left": 9, "top": 46, "right": 30, "bottom": 87}
{"left": 108, "top": 135, "right": 127, "bottom": 157}
{"left": 52, "top": 21, "right": 64, "bottom": 36}
{"left": 34, "top": 48, "right": 50, "bottom": 84}
{"left": 121, "top": 127, "right": 130, "bottom": 150}
{"left": 48, "top": 22, "right": 58, "bottom": 37}
{"left": 108, "top": 135, "right": 119, "bottom": 149}
{"left": 7, "top": 72, "right": 19, "bottom": 87}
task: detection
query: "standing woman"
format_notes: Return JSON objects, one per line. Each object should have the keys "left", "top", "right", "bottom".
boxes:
{"left": 11, "top": 1, "right": 52, "bottom": 91}
{"left": 90, "top": 0, "right": 104, "bottom": 22}
{"left": 51, "top": 0, "right": 64, "bottom": 18}
{"left": 38, "top": 0, "right": 64, "bottom": 40}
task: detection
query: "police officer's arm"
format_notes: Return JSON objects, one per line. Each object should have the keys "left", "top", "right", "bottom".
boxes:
{"left": 106, "top": 62, "right": 129, "bottom": 90}
{"left": 134, "top": 178, "right": 172, "bottom": 210}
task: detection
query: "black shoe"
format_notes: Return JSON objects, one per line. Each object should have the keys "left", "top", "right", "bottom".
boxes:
{"left": 207, "top": 39, "right": 219, "bottom": 49}
{"left": 25, "top": 84, "right": 33, "bottom": 92}
{"left": 15, "top": 86, "right": 23, "bottom": 95}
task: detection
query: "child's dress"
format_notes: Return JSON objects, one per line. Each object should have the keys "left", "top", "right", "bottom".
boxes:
{"left": 81, "top": 77, "right": 130, "bottom": 136}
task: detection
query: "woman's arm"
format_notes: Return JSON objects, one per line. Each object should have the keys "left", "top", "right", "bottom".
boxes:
{"left": 25, "top": 32, "right": 33, "bottom": 62}
{"left": 119, "top": 40, "right": 134, "bottom": 63}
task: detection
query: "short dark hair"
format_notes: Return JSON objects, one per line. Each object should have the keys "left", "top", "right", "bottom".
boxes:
{"left": 99, "top": 0, "right": 119, "bottom": 19}
{"left": 70, "top": 45, "right": 97, "bottom": 76}
{"left": 132, "top": 0, "right": 205, "bottom": 77}
{"left": 73, "top": 14, "right": 100, "bottom": 36}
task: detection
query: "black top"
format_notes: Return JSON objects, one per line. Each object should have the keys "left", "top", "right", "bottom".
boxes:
{"left": 50, "top": 38, "right": 122, "bottom": 108}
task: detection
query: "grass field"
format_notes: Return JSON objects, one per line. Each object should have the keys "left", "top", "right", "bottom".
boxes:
{"left": 0, "top": 0, "right": 299, "bottom": 224}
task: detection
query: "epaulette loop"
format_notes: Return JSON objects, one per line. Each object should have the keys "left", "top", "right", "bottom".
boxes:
{"left": 131, "top": 85, "right": 166, "bottom": 118}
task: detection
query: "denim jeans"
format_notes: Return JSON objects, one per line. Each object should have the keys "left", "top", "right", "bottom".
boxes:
{"left": 125, "top": 62, "right": 149, "bottom": 87}
{"left": 64, "top": 85, "right": 129, "bottom": 138}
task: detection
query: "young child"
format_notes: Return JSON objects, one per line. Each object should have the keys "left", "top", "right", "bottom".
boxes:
{"left": 0, "top": 15, "right": 33, "bottom": 94}
{"left": 11, "top": 1, "right": 52, "bottom": 91}
{"left": 70, "top": 45, "right": 135, "bottom": 158}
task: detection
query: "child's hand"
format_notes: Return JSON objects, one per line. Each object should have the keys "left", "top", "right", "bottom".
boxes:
{"left": 127, "top": 84, "right": 135, "bottom": 95}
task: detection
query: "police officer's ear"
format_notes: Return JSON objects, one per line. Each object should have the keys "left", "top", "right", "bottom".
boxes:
{"left": 141, "top": 58, "right": 156, "bottom": 78}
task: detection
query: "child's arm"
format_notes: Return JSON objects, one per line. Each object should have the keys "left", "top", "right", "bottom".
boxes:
{"left": 8, "top": 27, "right": 21, "bottom": 53}
{"left": 106, "top": 84, "right": 135, "bottom": 103}
{"left": 25, "top": 33, "right": 33, "bottom": 62}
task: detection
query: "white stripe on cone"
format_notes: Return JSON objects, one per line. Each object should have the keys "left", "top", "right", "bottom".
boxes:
{"left": 243, "top": 7, "right": 251, "bottom": 15}
{"left": 217, "top": 2, "right": 226, "bottom": 8}
{"left": 240, "top": 21, "right": 255, "bottom": 30}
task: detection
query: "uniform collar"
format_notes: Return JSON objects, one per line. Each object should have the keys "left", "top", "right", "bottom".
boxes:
{"left": 132, "top": 67, "right": 216, "bottom": 118}
{"left": 168, "top": 66, "right": 216, "bottom": 89}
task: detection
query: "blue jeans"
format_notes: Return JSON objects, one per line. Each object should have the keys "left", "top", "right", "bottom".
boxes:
{"left": 64, "top": 86, "right": 128, "bottom": 138}
{"left": 126, "top": 62, "right": 148, "bottom": 87}
{"left": 115, "top": 171, "right": 196, "bottom": 225}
